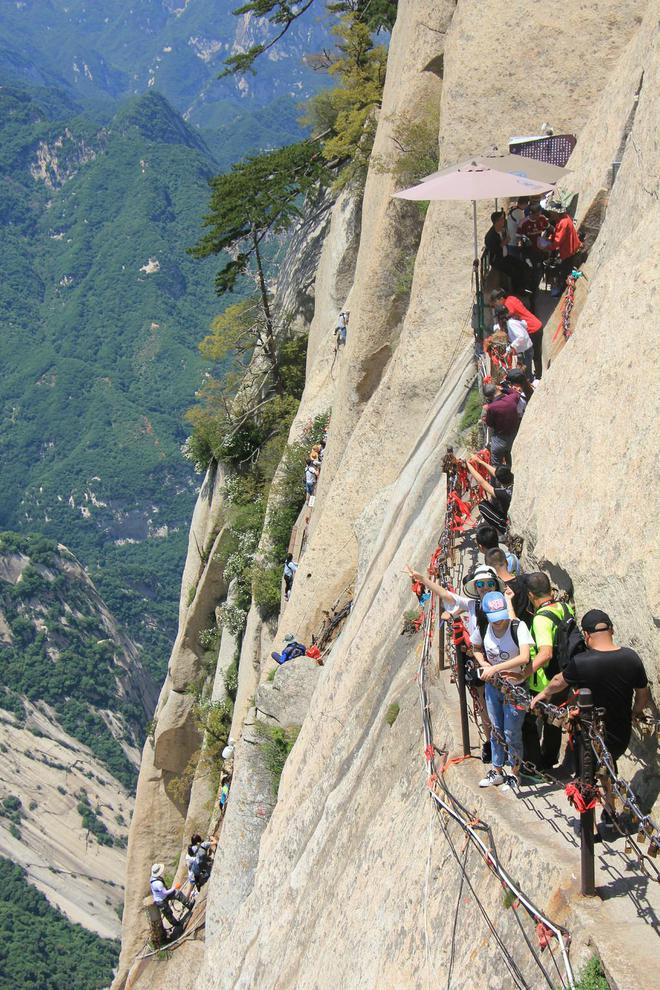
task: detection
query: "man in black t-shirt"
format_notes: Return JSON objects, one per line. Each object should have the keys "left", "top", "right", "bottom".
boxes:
{"left": 531, "top": 608, "right": 650, "bottom": 760}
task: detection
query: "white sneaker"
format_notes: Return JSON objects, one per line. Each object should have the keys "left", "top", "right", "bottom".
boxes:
{"left": 479, "top": 769, "right": 505, "bottom": 788}
{"left": 501, "top": 774, "right": 519, "bottom": 792}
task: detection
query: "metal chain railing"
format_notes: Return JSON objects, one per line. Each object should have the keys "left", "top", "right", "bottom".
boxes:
{"left": 419, "top": 463, "right": 660, "bottom": 892}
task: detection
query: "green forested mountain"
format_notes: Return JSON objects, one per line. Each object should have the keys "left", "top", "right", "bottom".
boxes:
{"left": 0, "top": 84, "right": 226, "bottom": 677}
{"left": 0, "top": 1, "right": 332, "bottom": 683}
{"left": 0, "top": 858, "right": 119, "bottom": 990}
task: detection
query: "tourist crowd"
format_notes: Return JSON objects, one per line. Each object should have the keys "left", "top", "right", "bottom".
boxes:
{"left": 405, "top": 259, "right": 651, "bottom": 833}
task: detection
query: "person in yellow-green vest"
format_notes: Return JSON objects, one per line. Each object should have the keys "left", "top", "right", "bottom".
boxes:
{"left": 522, "top": 572, "right": 575, "bottom": 772}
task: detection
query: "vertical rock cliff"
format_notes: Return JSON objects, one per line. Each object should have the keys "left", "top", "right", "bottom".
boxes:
{"left": 115, "top": 3, "right": 658, "bottom": 988}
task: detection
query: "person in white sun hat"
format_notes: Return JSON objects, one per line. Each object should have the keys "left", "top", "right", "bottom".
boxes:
{"left": 149, "top": 862, "right": 193, "bottom": 926}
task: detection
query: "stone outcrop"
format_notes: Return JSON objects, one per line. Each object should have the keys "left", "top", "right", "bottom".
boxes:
{"left": 116, "top": 2, "right": 659, "bottom": 988}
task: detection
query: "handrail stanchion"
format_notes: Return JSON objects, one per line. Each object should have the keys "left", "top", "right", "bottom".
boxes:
{"left": 437, "top": 596, "right": 446, "bottom": 671}
{"left": 577, "top": 687, "right": 597, "bottom": 897}
{"left": 455, "top": 633, "right": 471, "bottom": 757}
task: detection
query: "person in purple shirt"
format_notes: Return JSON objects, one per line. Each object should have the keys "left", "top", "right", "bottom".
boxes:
{"left": 481, "top": 382, "right": 521, "bottom": 467}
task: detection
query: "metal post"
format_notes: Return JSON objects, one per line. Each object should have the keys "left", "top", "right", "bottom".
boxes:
{"left": 437, "top": 606, "right": 446, "bottom": 671}
{"left": 455, "top": 637, "right": 471, "bottom": 757}
{"left": 577, "top": 687, "right": 596, "bottom": 897}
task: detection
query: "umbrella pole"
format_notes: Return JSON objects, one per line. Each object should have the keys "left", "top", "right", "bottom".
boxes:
{"left": 472, "top": 200, "right": 485, "bottom": 341}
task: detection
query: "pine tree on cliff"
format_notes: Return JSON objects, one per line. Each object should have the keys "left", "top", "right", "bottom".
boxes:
{"left": 221, "top": 1, "right": 397, "bottom": 77}
{"left": 190, "top": 140, "right": 327, "bottom": 395}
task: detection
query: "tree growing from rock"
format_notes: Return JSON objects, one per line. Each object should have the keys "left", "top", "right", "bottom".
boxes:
{"left": 222, "top": 0, "right": 397, "bottom": 76}
{"left": 191, "top": 139, "right": 326, "bottom": 395}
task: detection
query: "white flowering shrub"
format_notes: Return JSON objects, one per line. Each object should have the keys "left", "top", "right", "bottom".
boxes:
{"left": 219, "top": 602, "right": 248, "bottom": 637}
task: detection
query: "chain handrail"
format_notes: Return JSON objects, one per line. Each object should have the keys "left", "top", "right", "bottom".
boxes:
{"left": 424, "top": 462, "right": 660, "bottom": 884}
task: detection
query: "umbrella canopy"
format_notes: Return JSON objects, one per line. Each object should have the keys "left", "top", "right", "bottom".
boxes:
{"left": 394, "top": 153, "right": 569, "bottom": 201}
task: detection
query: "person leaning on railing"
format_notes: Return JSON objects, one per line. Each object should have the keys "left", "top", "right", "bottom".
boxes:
{"left": 530, "top": 608, "right": 651, "bottom": 822}
{"left": 522, "top": 572, "right": 575, "bottom": 771}
{"left": 480, "top": 382, "right": 521, "bottom": 468}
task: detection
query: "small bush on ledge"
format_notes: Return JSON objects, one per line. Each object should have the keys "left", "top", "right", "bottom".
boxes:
{"left": 256, "top": 722, "right": 301, "bottom": 796}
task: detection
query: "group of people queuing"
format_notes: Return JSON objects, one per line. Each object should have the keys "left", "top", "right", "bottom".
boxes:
{"left": 405, "top": 375, "right": 652, "bottom": 830}
{"left": 407, "top": 521, "right": 651, "bottom": 824}
{"left": 484, "top": 197, "right": 582, "bottom": 300}
{"left": 149, "top": 791, "right": 229, "bottom": 932}
{"left": 149, "top": 832, "right": 214, "bottom": 929}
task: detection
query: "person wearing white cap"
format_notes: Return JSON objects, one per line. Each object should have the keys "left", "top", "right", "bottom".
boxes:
{"left": 149, "top": 863, "right": 193, "bottom": 926}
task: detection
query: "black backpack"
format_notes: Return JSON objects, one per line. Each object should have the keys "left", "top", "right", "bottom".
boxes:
{"left": 536, "top": 604, "right": 585, "bottom": 678}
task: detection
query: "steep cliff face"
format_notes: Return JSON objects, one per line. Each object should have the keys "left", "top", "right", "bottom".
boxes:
{"left": 117, "top": 2, "right": 658, "bottom": 988}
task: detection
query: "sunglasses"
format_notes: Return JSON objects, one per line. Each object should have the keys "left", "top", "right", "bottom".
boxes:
{"left": 475, "top": 580, "right": 497, "bottom": 589}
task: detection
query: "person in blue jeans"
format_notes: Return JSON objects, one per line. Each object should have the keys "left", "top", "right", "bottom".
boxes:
{"left": 271, "top": 633, "right": 307, "bottom": 665}
{"left": 470, "top": 590, "right": 534, "bottom": 791}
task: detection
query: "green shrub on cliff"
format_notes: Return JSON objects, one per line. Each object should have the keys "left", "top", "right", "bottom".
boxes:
{"left": 256, "top": 721, "right": 301, "bottom": 795}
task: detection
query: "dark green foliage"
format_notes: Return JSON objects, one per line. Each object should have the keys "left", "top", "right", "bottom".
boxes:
{"left": 0, "top": 795, "right": 23, "bottom": 828}
{"left": 570, "top": 958, "right": 610, "bottom": 990}
{"left": 76, "top": 790, "right": 114, "bottom": 848}
{"left": 224, "top": 660, "right": 239, "bottom": 702}
{"left": 459, "top": 383, "right": 483, "bottom": 433}
{"left": 0, "top": 690, "right": 26, "bottom": 725}
{"left": 256, "top": 722, "right": 301, "bottom": 795}
{"left": 0, "top": 857, "right": 119, "bottom": 990}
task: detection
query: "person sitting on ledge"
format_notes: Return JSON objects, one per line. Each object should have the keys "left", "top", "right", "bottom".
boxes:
{"left": 271, "top": 633, "right": 307, "bottom": 666}
{"left": 484, "top": 210, "right": 532, "bottom": 295}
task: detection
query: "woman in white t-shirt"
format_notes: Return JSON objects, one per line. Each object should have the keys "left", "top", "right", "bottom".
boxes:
{"left": 470, "top": 590, "right": 533, "bottom": 790}
{"left": 493, "top": 305, "right": 533, "bottom": 378}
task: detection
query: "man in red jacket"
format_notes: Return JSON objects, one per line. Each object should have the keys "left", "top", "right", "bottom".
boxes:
{"left": 490, "top": 288, "right": 543, "bottom": 380}
{"left": 548, "top": 203, "right": 582, "bottom": 294}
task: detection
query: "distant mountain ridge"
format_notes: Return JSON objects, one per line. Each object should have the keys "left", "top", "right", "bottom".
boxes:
{"left": 0, "top": 0, "right": 330, "bottom": 162}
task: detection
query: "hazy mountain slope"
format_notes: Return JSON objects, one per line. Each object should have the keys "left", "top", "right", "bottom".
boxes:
{"left": 0, "top": 0, "right": 330, "bottom": 163}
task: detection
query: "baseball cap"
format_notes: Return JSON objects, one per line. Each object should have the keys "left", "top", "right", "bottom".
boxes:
{"left": 581, "top": 609, "right": 613, "bottom": 633}
{"left": 481, "top": 592, "right": 510, "bottom": 623}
